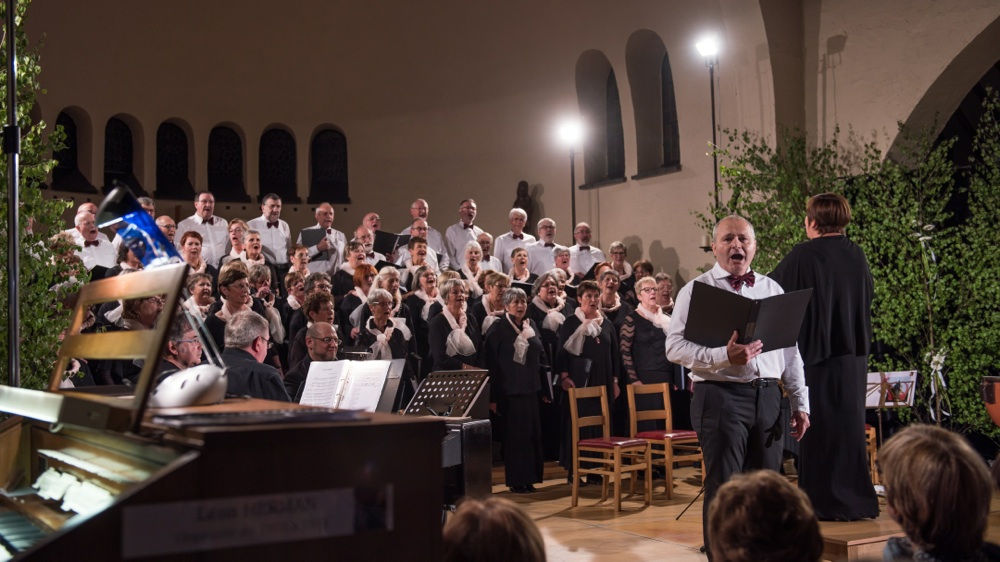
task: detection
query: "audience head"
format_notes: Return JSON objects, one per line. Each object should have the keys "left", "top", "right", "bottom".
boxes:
{"left": 410, "top": 198, "right": 429, "bottom": 221}
{"left": 805, "top": 192, "right": 851, "bottom": 237}
{"left": 573, "top": 222, "right": 592, "bottom": 245}
{"left": 74, "top": 211, "right": 99, "bottom": 242}
{"left": 302, "top": 291, "right": 336, "bottom": 325}
{"left": 509, "top": 208, "right": 528, "bottom": 233}
{"left": 880, "top": 424, "right": 993, "bottom": 558}
{"left": 163, "top": 317, "right": 202, "bottom": 369}
{"left": 458, "top": 199, "right": 478, "bottom": 225}
{"left": 314, "top": 203, "right": 335, "bottom": 229}
{"left": 353, "top": 264, "right": 378, "bottom": 290}
{"left": 194, "top": 192, "right": 216, "bottom": 220}
{"left": 304, "top": 272, "right": 332, "bottom": 295}
{"left": 122, "top": 294, "right": 164, "bottom": 330}
{"left": 224, "top": 310, "right": 270, "bottom": 361}
{"left": 155, "top": 215, "right": 177, "bottom": 242}
{"left": 442, "top": 497, "right": 545, "bottom": 562}
{"left": 708, "top": 470, "right": 822, "bottom": 562}
{"left": 537, "top": 218, "right": 556, "bottom": 243}
{"left": 305, "top": 322, "right": 339, "bottom": 361}
{"left": 137, "top": 196, "right": 155, "bottom": 217}
{"left": 712, "top": 215, "right": 756, "bottom": 277}
{"left": 260, "top": 193, "right": 282, "bottom": 221}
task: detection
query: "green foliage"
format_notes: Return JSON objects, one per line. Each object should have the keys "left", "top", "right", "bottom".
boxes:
{"left": 699, "top": 93, "right": 1000, "bottom": 437}
{"left": 0, "top": 0, "right": 80, "bottom": 390}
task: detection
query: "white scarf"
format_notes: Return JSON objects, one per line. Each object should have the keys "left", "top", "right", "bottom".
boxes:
{"left": 286, "top": 294, "right": 301, "bottom": 310}
{"left": 637, "top": 304, "right": 671, "bottom": 336}
{"left": 188, "top": 259, "right": 206, "bottom": 275}
{"left": 564, "top": 307, "right": 604, "bottom": 355}
{"left": 339, "top": 262, "right": 356, "bottom": 276}
{"left": 105, "top": 301, "right": 124, "bottom": 325}
{"left": 366, "top": 316, "right": 411, "bottom": 359}
{"left": 615, "top": 261, "right": 633, "bottom": 280}
{"left": 531, "top": 295, "right": 566, "bottom": 331}
{"left": 461, "top": 265, "right": 484, "bottom": 298}
{"left": 183, "top": 295, "right": 213, "bottom": 319}
{"left": 506, "top": 313, "right": 536, "bottom": 365}
{"left": 240, "top": 251, "right": 265, "bottom": 267}
{"left": 217, "top": 298, "right": 251, "bottom": 322}
{"left": 510, "top": 268, "right": 532, "bottom": 282}
{"left": 442, "top": 307, "right": 476, "bottom": 357}
{"left": 118, "top": 261, "right": 140, "bottom": 272}
{"left": 351, "top": 286, "right": 368, "bottom": 303}
{"left": 600, "top": 292, "right": 622, "bottom": 313}
{"left": 480, "top": 295, "right": 505, "bottom": 334}
{"left": 414, "top": 289, "right": 440, "bottom": 321}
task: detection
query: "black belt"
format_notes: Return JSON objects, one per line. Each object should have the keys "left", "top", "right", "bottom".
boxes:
{"left": 700, "top": 378, "right": 779, "bottom": 389}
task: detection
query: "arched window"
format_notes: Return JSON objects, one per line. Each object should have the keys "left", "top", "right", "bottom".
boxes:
{"left": 606, "top": 70, "right": 626, "bottom": 181}
{"left": 575, "top": 50, "right": 627, "bottom": 188}
{"left": 207, "top": 125, "right": 249, "bottom": 202}
{"left": 259, "top": 128, "right": 299, "bottom": 203}
{"left": 52, "top": 111, "right": 95, "bottom": 193}
{"left": 309, "top": 128, "right": 349, "bottom": 204}
{"left": 104, "top": 117, "right": 145, "bottom": 195}
{"left": 626, "top": 30, "right": 680, "bottom": 178}
{"left": 155, "top": 121, "right": 194, "bottom": 200}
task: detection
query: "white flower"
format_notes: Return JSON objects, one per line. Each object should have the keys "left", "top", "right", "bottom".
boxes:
{"left": 922, "top": 224, "right": 935, "bottom": 231}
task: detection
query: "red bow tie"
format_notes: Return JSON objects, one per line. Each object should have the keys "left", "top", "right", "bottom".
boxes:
{"left": 84, "top": 240, "right": 100, "bottom": 247}
{"left": 367, "top": 253, "right": 375, "bottom": 259}
{"left": 578, "top": 245, "right": 590, "bottom": 251}
{"left": 326, "top": 228, "right": 332, "bottom": 234}
{"left": 727, "top": 272, "right": 756, "bottom": 291}
{"left": 512, "top": 234, "right": 523, "bottom": 240}
{"left": 267, "top": 221, "right": 278, "bottom": 229}
{"left": 203, "top": 217, "right": 214, "bottom": 226}
{"left": 544, "top": 243, "right": 555, "bottom": 248}
{"left": 463, "top": 223, "right": 474, "bottom": 230}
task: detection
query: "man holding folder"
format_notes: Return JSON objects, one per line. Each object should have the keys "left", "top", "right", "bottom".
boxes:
{"left": 665, "top": 215, "right": 810, "bottom": 559}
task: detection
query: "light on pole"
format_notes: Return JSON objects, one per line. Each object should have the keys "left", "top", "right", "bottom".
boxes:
{"left": 557, "top": 119, "right": 584, "bottom": 229}
{"left": 696, "top": 35, "right": 721, "bottom": 209}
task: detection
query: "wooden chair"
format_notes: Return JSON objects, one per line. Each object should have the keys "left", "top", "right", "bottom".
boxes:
{"left": 569, "top": 385, "right": 652, "bottom": 511}
{"left": 627, "top": 382, "right": 703, "bottom": 498}
{"left": 865, "top": 424, "right": 879, "bottom": 485}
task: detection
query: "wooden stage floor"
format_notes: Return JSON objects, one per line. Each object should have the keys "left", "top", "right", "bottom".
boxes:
{"left": 488, "top": 465, "right": 1000, "bottom": 562}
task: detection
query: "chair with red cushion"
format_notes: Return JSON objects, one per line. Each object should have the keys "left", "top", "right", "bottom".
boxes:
{"left": 569, "top": 385, "right": 652, "bottom": 511}
{"left": 627, "top": 382, "right": 703, "bottom": 499}
{"left": 865, "top": 423, "right": 879, "bottom": 485}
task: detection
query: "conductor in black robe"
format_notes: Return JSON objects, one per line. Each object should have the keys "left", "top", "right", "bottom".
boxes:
{"left": 770, "top": 192, "right": 879, "bottom": 521}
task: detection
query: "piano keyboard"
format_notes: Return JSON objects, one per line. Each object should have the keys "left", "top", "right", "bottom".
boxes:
{"left": 0, "top": 510, "right": 47, "bottom": 559}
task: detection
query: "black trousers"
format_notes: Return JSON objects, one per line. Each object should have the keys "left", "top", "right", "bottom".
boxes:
{"left": 692, "top": 380, "right": 783, "bottom": 557}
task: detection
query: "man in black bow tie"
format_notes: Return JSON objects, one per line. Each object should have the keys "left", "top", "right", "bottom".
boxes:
{"left": 568, "top": 222, "right": 606, "bottom": 281}
{"left": 444, "top": 198, "right": 483, "bottom": 270}
{"left": 175, "top": 191, "right": 229, "bottom": 266}
{"left": 493, "top": 207, "right": 536, "bottom": 273}
{"left": 248, "top": 193, "right": 291, "bottom": 276}
{"left": 665, "top": 215, "right": 810, "bottom": 560}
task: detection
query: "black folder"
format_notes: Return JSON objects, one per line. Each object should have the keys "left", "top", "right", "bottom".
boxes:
{"left": 373, "top": 230, "right": 409, "bottom": 255}
{"left": 684, "top": 281, "right": 812, "bottom": 353}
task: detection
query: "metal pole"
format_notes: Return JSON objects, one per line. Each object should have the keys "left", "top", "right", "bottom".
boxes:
{"left": 709, "top": 59, "right": 719, "bottom": 210}
{"left": 569, "top": 148, "right": 576, "bottom": 231}
{"left": 4, "top": 0, "right": 21, "bottom": 387}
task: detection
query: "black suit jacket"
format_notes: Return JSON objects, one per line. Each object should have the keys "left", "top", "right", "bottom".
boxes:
{"left": 220, "top": 348, "right": 290, "bottom": 402}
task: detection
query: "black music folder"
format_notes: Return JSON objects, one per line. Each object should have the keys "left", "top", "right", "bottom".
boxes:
{"left": 373, "top": 230, "right": 409, "bottom": 255}
{"left": 684, "top": 281, "right": 812, "bottom": 353}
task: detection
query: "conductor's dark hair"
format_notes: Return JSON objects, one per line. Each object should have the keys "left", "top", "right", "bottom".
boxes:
{"left": 806, "top": 192, "right": 851, "bottom": 234}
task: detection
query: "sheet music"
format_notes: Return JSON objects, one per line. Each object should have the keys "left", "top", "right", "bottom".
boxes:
{"left": 338, "top": 360, "right": 390, "bottom": 412}
{"left": 299, "top": 361, "right": 348, "bottom": 408}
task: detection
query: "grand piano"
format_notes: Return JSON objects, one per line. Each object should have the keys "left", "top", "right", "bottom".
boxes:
{"left": 0, "top": 264, "right": 446, "bottom": 560}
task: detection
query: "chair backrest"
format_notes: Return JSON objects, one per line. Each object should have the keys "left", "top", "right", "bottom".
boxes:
{"left": 626, "top": 382, "right": 673, "bottom": 437}
{"left": 569, "top": 385, "right": 610, "bottom": 440}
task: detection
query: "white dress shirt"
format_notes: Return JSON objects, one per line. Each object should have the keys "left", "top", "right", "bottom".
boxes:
{"left": 568, "top": 244, "right": 607, "bottom": 278}
{"left": 394, "top": 247, "right": 441, "bottom": 273}
{"left": 398, "top": 225, "right": 449, "bottom": 270}
{"left": 65, "top": 228, "right": 110, "bottom": 245}
{"left": 175, "top": 214, "right": 229, "bottom": 267}
{"left": 75, "top": 239, "right": 116, "bottom": 271}
{"left": 248, "top": 215, "right": 292, "bottom": 265}
{"left": 297, "top": 224, "right": 347, "bottom": 274}
{"left": 444, "top": 221, "right": 483, "bottom": 270}
{"left": 527, "top": 241, "right": 560, "bottom": 276}
{"left": 493, "top": 231, "right": 536, "bottom": 272}
{"left": 481, "top": 255, "right": 503, "bottom": 272}
{"left": 664, "top": 263, "right": 809, "bottom": 413}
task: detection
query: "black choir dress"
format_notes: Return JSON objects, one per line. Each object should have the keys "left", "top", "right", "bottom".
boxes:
{"left": 619, "top": 309, "right": 689, "bottom": 431}
{"left": 601, "top": 299, "right": 633, "bottom": 435}
{"left": 770, "top": 235, "right": 879, "bottom": 521}
{"left": 483, "top": 316, "right": 548, "bottom": 487}
{"left": 427, "top": 311, "right": 481, "bottom": 371}
{"left": 404, "top": 293, "right": 437, "bottom": 381}
{"left": 555, "top": 313, "right": 620, "bottom": 472}
{"left": 527, "top": 299, "right": 576, "bottom": 460}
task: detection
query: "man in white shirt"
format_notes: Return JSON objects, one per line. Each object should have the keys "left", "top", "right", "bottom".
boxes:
{"left": 664, "top": 215, "right": 810, "bottom": 557}
{"left": 400, "top": 199, "right": 449, "bottom": 270}
{"left": 155, "top": 216, "right": 177, "bottom": 244}
{"left": 476, "top": 232, "right": 504, "bottom": 272}
{"left": 248, "top": 193, "right": 292, "bottom": 269}
{"left": 493, "top": 207, "right": 536, "bottom": 273}
{"left": 73, "top": 211, "right": 116, "bottom": 271}
{"left": 568, "top": 222, "right": 607, "bottom": 281}
{"left": 394, "top": 219, "right": 441, "bottom": 272}
{"left": 64, "top": 201, "right": 110, "bottom": 246}
{"left": 297, "top": 202, "right": 346, "bottom": 275}
{"left": 175, "top": 192, "right": 229, "bottom": 266}
{"left": 527, "top": 218, "right": 561, "bottom": 276}
{"left": 354, "top": 225, "right": 385, "bottom": 265}
{"left": 444, "top": 199, "right": 483, "bottom": 269}
{"left": 362, "top": 212, "right": 382, "bottom": 234}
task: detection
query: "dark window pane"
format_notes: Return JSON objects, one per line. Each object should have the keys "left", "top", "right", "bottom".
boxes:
{"left": 155, "top": 122, "right": 194, "bottom": 200}
{"left": 208, "top": 126, "right": 249, "bottom": 202}
{"left": 259, "top": 129, "right": 299, "bottom": 203}
{"left": 309, "top": 129, "right": 349, "bottom": 204}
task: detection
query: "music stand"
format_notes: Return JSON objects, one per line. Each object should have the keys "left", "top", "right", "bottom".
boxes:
{"left": 866, "top": 370, "right": 917, "bottom": 447}
{"left": 402, "top": 370, "right": 489, "bottom": 418}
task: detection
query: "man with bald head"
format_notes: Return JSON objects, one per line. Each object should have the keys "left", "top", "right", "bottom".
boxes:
{"left": 297, "top": 202, "right": 346, "bottom": 275}
{"left": 444, "top": 199, "right": 483, "bottom": 270}
{"left": 394, "top": 218, "right": 442, "bottom": 272}
{"left": 354, "top": 225, "right": 384, "bottom": 265}
{"left": 527, "top": 218, "right": 561, "bottom": 276}
{"left": 568, "top": 222, "right": 606, "bottom": 281}
{"left": 400, "top": 199, "right": 449, "bottom": 269}
{"left": 73, "top": 211, "right": 116, "bottom": 271}
{"left": 283, "top": 322, "right": 339, "bottom": 399}
{"left": 156, "top": 216, "right": 177, "bottom": 243}
{"left": 63, "top": 201, "right": 110, "bottom": 245}
{"left": 175, "top": 191, "right": 229, "bottom": 266}
{"left": 665, "top": 215, "right": 810, "bottom": 558}
{"left": 493, "top": 207, "right": 536, "bottom": 273}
